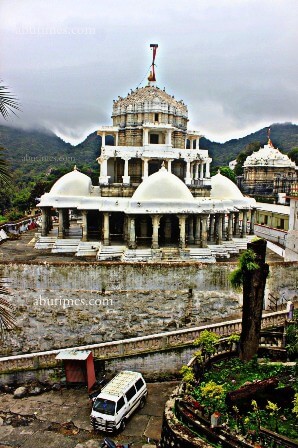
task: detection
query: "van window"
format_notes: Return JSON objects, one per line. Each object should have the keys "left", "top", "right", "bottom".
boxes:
{"left": 116, "top": 396, "right": 125, "bottom": 412}
{"left": 93, "top": 398, "right": 115, "bottom": 416}
{"left": 126, "top": 385, "right": 137, "bottom": 401}
{"left": 135, "top": 378, "right": 145, "bottom": 391}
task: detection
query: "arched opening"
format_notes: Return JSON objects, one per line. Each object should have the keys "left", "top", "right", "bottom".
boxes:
{"left": 148, "top": 159, "right": 163, "bottom": 176}
{"left": 172, "top": 160, "right": 185, "bottom": 180}
{"left": 128, "top": 158, "right": 142, "bottom": 184}
{"left": 159, "top": 215, "right": 180, "bottom": 246}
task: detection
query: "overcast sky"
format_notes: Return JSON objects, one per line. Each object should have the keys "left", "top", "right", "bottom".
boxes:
{"left": 0, "top": 0, "right": 297, "bottom": 144}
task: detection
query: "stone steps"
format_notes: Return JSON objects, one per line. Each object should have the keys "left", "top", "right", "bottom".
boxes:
{"left": 97, "top": 245, "right": 126, "bottom": 261}
{"left": 51, "top": 239, "right": 81, "bottom": 253}
{"left": 34, "top": 236, "right": 57, "bottom": 250}
{"left": 124, "top": 249, "right": 153, "bottom": 262}
{"left": 75, "top": 242, "right": 101, "bottom": 257}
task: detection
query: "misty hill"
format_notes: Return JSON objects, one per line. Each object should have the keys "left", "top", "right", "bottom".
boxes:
{"left": 0, "top": 122, "right": 297, "bottom": 186}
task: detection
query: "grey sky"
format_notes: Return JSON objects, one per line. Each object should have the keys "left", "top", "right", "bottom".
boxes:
{"left": 0, "top": 0, "right": 297, "bottom": 144}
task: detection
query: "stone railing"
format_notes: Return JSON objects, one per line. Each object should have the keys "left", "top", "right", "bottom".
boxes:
{"left": 0, "top": 310, "right": 288, "bottom": 375}
{"left": 254, "top": 224, "right": 287, "bottom": 247}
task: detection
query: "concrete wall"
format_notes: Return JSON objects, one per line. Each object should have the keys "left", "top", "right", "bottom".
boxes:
{"left": 1, "top": 261, "right": 297, "bottom": 356}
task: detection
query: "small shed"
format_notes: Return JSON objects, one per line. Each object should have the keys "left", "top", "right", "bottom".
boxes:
{"left": 56, "top": 349, "right": 96, "bottom": 391}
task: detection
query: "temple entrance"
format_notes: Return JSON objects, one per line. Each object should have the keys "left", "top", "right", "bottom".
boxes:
{"left": 135, "top": 215, "right": 152, "bottom": 247}
{"left": 159, "top": 215, "right": 180, "bottom": 246}
{"left": 109, "top": 212, "right": 125, "bottom": 243}
{"left": 172, "top": 160, "right": 185, "bottom": 180}
{"left": 87, "top": 211, "right": 101, "bottom": 240}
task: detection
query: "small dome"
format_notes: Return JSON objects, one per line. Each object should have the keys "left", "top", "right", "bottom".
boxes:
{"left": 131, "top": 166, "right": 194, "bottom": 203}
{"left": 244, "top": 141, "right": 296, "bottom": 167}
{"left": 50, "top": 168, "right": 92, "bottom": 197}
{"left": 211, "top": 172, "right": 243, "bottom": 200}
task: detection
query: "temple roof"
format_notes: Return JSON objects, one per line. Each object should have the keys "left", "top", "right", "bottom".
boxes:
{"left": 244, "top": 140, "right": 296, "bottom": 168}
{"left": 49, "top": 167, "right": 92, "bottom": 197}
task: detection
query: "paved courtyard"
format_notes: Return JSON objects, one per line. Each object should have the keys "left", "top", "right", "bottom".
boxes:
{"left": 0, "top": 382, "right": 177, "bottom": 448}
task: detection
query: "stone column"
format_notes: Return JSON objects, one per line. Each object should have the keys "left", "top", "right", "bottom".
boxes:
{"left": 41, "top": 208, "right": 48, "bottom": 236}
{"left": 194, "top": 163, "right": 199, "bottom": 181}
{"left": 81, "top": 210, "right": 88, "bottom": 241}
{"left": 98, "top": 156, "right": 110, "bottom": 185}
{"left": 250, "top": 208, "right": 256, "bottom": 235}
{"left": 227, "top": 213, "right": 233, "bottom": 241}
{"left": 216, "top": 214, "right": 223, "bottom": 244}
{"left": 241, "top": 210, "right": 248, "bottom": 238}
{"left": 178, "top": 215, "right": 187, "bottom": 249}
{"left": 233, "top": 212, "right": 240, "bottom": 237}
{"left": 143, "top": 128, "right": 149, "bottom": 145}
{"left": 200, "top": 162, "right": 204, "bottom": 179}
{"left": 201, "top": 215, "right": 208, "bottom": 248}
{"left": 122, "top": 157, "right": 131, "bottom": 185}
{"left": 167, "top": 130, "right": 172, "bottom": 145}
{"left": 194, "top": 216, "right": 201, "bottom": 245}
{"left": 209, "top": 214, "right": 215, "bottom": 242}
{"left": 222, "top": 214, "right": 226, "bottom": 240}
{"left": 101, "top": 131, "right": 106, "bottom": 147}
{"left": 142, "top": 158, "right": 150, "bottom": 179}
{"left": 184, "top": 159, "right": 192, "bottom": 185}
{"left": 196, "top": 137, "right": 200, "bottom": 149}
{"left": 167, "top": 159, "right": 173, "bottom": 173}
{"left": 151, "top": 215, "right": 161, "bottom": 249}
{"left": 128, "top": 216, "right": 137, "bottom": 249}
{"left": 205, "top": 159, "right": 211, "bottom": 178}
{"left": 103, "top": 212, "right": 110, "bottom": 246}
{"left": 188, "top": 216, "right": 194, "bottom": 244}
{"left": 58, "top": 208, "right": 65, "bottom": 239}
{"left": 115, "top": 132, "right": 119, "bottom": 146}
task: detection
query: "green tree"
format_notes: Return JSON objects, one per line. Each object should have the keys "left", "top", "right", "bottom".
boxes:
{"left": 219, "top": 166, "right": 237, "bottom": 184}
{"left": 288, "top": 147, "right": 298, "bottom": 165}
{"left": 234, "top": 141, "right": 260, "bottom": 176}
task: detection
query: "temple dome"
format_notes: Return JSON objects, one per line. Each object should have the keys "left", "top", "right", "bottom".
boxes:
{"left": 50, "top": 168, "right": 92, "bottom": 197}
{"left": 244, "top": 140, "right": 296, "bottom": 167}
{"left": 211, "top": 172, "right": 244, "bottom": 200}
{"left": 131, "top": 166, "right": 194, "bottom": 203}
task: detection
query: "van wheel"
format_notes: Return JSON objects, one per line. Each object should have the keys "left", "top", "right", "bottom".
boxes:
{"left": 120, "top": 418, "right": 126, "bottom": 431}
{"left": 139, "top": 397, "right": 146, "bottom": 409}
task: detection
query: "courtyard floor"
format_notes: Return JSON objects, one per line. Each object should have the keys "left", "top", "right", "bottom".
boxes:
{"left": 0, "top": 381, "right": 177, "bottom": 448}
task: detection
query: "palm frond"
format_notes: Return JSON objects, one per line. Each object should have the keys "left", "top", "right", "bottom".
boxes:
{"left": 0, "top": 148, "right": 12, "bottom": 185}
{"left": 0, "top": 82, "right": 21, "bottom": 120}
{"left": 0, "top": 277, "right": 16, "bottom": 337}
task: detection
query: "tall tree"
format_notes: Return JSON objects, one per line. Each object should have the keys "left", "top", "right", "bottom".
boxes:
{"left": 230, "top": 239, "right": 269, "bottom": 362}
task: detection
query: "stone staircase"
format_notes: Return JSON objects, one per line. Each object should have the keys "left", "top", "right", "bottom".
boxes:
{"left": 188, "top": 247, "right": 216, "bottom": 263}
{"left": 75, "top": 241, "right": 101, "bottom": 257}
{"left": 97, "top": 245, "right": 126, "bottom": 261}
{"left": 34, "top": 236, "right": 57, "bottom": 250}
{"left": 51, "top": 239, "right": 81, "bottom": 253}
{"left": 161, "top": 247, "right": 180, "bottom": 261}
{"left": 123, "top": 248, "right": 153, "bottom": 262}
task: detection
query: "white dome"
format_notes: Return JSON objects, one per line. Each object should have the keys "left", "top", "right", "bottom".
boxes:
{"left": 244, "top": 141, "right": 296, "bottom": 168}
{"left": 211, "top": 172, "right": 243, "bottom": 200}
{"left": 132, "top": 166, "right": 194, "bottom": 203}
{"left": 50, "top": 168, "right": 92, "bottom": 197}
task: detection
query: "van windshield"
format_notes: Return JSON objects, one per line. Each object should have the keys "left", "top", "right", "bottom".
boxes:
{"left": 93, "top": 398, "right": 116, "bottom": 416}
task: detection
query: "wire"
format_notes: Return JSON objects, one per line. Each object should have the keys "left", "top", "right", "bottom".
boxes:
{"left": 136, "top": 64, "right": 154, "bottom": 89}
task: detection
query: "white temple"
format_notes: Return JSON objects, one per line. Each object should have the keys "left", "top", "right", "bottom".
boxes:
{"left": 37, "top": 46, "right": 257, "bottom": 261}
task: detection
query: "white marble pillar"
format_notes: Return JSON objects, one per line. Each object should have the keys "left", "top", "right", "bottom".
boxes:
{"left": 143, "top": 129, "right": 149, "bottom": 145}
{"left": 241, "top": 210, "right": 248, "bottom": 238}
{"left": 233, "top": 212, "right": 240, "bottom": 237}
{"left": 184, "top": 159, "right": 192, "bottom": 185}
{"left": 250, "top": 209, "right": 256, "bottom": 235}
{"left": 151, "top": 215, "right": 161, "bottom": 249}
{"left": 195, "top": 163, "right": 199, "bottom": 181}
{"left": 216, "top": 214, "right": 223, "bottom": 244}
{"left": 178, "top": 215, "right": 187, "bottom": 249}
{"left": 205, "top": 159, "right": 211, "bottom": 178}
{"left": 122, "top": 157, "right": 131, "bottom": 185}
{"left": 200, "top": 162, "right": 204, "bottom": 179}
{"left": 101, "top": 132, "right": 106, "bottom": 147}
{"left": 196, "top": 137, "right": 200, "bottom": 149}
{"left": 142, "top": 158, "right": 149, "bottom": 179}
{"left": 201, "top": 215, "right": 208, "bottom": 248}
{"left": 98, "top": 156, "right": 110, "bottom": 185}
{"left": 58, "top": 208, "right": 65, "bottom": 239}
{"left": 41, "top": 208, "right": 48, "bottom": 236}
{"left": 103, "top": 212, "right": 110, "bottom": 245}
{"left": 115, "top": 132, "right": 119, "bottom": 146}
{"left": 227, "top": 213, "right": 233, "bottom": 241}
{"left": 128, "top": 216, "right": 137, "bottom": 249}
{"left": 81, "top": 210, "right": 88, "bottom": 241}
{"left": 167, "top": 130, "right": 172, "bottom": 145}
{"left": 167, "top": 159, "right": 173, "bottom": 173}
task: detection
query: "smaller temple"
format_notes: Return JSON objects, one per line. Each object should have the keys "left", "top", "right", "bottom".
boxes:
{"left": 241, "top": 136, "right": 298, "bottom": 201}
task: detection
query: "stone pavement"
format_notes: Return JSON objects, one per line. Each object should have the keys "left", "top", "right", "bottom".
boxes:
{"left": 0, "top": 382, "right": 177, "bottom": 448}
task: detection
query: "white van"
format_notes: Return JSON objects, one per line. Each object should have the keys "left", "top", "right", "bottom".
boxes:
{"left": 90, "top": 370, "right": 147, "bottom": 432}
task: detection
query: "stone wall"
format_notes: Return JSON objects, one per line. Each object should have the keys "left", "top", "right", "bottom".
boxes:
{"left": 1, "top": 261, "right": 297, "bottom": 356}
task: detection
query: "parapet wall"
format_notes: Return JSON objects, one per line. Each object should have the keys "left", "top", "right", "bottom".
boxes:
{"left": 0, "top": 261, "right": 297, "bottom": 356}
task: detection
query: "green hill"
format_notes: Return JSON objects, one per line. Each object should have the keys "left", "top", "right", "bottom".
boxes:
{"left": 0, "top": 122, "right": 297, "bottom": 187}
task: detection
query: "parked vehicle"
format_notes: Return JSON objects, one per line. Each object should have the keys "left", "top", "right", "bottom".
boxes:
{"left": 91, "top": 370, "right": 147, "bottom": 432}
{"left": 101, "top": 437, "right": 132, "bottom": 448}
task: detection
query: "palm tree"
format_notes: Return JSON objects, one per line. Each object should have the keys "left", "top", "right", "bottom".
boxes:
{"left": 0, "top": 81, "right": 20, "bottom": 336}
